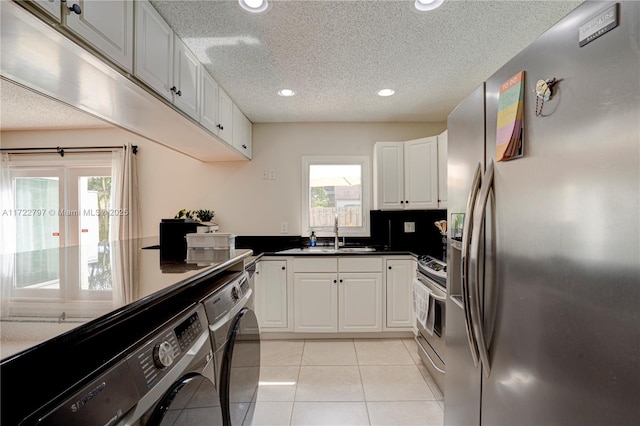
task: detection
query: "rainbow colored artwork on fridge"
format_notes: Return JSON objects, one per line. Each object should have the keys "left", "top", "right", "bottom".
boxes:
{"left": 495, "top": 71, "right": 525, "bottom": 161}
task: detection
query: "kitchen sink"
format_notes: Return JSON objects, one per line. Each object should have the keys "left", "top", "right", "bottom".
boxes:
{"left": 336, "top": 246, "right": 376, "bottom": 252}
{"left": 277, "top": 246, "right": 377, "bottom": 254}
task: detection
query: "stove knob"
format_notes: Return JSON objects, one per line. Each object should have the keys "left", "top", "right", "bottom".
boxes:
{"left": 153, "top": 341, "right": 175, "bottom": 369}
{"left": 231, "top": 286, "right": 240, "bottom": 301}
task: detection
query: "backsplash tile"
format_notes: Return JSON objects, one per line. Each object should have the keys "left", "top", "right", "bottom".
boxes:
{"left": 370, "top": 210, "right": 446, "bottom": 260}
{"left": 236, "top": 210, "right": 447, "bottom": 259}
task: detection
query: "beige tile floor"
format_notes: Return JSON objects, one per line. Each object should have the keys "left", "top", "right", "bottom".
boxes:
{"left": 248, "top": 338, "right": 444, "bottom": 426}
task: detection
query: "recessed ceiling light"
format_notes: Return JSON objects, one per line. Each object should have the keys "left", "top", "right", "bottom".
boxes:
{"left": 377, "top": 89, "right": 395, "bottom": 97}
{"left": 239, "top": 0, "right": 270, "bottom": 14}
{"left": 415, "top": 0, "right": 445, "bottom": 12}
{"left": 278, "top": 89, "right": 295, "bottom": 97}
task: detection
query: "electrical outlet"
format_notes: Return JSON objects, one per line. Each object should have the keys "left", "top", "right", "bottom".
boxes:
{"left": 269, "top": 170, "right": 277, "bottom": 180}
{"left": 280, "top": 222, "right": 288, "bottom": 234}
{"left": 262, "top": 170, "right": 268, "bottom": 179}
{"left": 404, "top": 222, "right": 416, "bottom": 233}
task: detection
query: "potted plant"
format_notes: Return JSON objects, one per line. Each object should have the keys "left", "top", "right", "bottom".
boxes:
{"left": 174, "top": 209, "right": 197, "bottom": 222}
{"left": 196, "top": 209, "right": 215, "bottom": 224}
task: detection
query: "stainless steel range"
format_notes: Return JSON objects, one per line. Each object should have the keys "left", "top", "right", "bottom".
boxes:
{"left": 414, "top": 255, "right": 447, "bottom": 393}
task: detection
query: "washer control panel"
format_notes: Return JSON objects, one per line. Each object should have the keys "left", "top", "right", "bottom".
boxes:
{"left": 202, "top": 272, "right": 249, "bottom": 351}
{"left": 127, "top": 305, "right": 208, "bottom": 395}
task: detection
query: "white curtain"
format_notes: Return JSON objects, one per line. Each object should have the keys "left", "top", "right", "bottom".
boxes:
{"left": 0, "top": 153, "right": 16, "bottom": 255}
{"left": 0, "top": 154, "right": 16, "bottom": 315}
{"left": 109, "top": 143, "right": 140, "bottom": 241}
{"left": 110, "top": 144, "right": 140, "bottom": 306}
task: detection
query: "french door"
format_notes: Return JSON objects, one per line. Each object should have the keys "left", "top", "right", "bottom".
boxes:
{"left": 7, "top": 166, "right": 113, "bottom": 310}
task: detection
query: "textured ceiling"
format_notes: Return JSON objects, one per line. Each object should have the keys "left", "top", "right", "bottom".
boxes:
{"left": 151, "top": 0, "right": 584, "bottom": 123}
{"left": 0, "top": 79, "right": 112, "bottom": 131}
{"left": 1, "top": 0, "right": 584, "bottom": 130}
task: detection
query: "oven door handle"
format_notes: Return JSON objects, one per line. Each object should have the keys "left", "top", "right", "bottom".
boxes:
{"left": 415, "top": 335, "right": 445, "bottom": 374}
{"left": 469, "top": 160, "right": 494, "bottom": 378}
{"left": 461, "top": 163, "right": 482, "bottom": 367}
{"left": 429, "top": 292, "right": 446, "bottom": 303}
{"left": 415, "top": 275, "right": 447, "bottom": 302}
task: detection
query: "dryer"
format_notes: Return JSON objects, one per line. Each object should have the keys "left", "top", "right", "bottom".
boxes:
{"left": 201, "top": 271, "right": 260, "bottom": 426}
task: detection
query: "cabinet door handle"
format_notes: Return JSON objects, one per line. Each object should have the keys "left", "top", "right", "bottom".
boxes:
{"left": 242, "top": 144, "right": 247, "bottom": 149}
{"left": 400, "top": 200, "right": 404, "bottom": 204}
{"left": 170, "top": 86, "right": 182, "bottom": 96}
{"left": 339, "top": 279, "right": 343, "bottom": 283}
{"left": 281, "top": 266, "right": 285, "bottom": 270}
{"left": 68, "top": 3, "right": 81, "bottom": 14}
{"left": 333, "top": 279, "right": 337, "bottom": 284}
{"left": 217, "top": 124, "right": 224, "bottom": 130}
{"left": 406, "top": 200, "right": 409, "bottom": 204}
{"left": 388, "top": 266, "right": 392, "bottom": 270}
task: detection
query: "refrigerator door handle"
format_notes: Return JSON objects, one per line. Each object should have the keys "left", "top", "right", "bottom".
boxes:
{"left": 469, "top": 159, "right": 495, "bottom": 378}
{"left": 461, "top": 163, "right": 483, "bottom": 367}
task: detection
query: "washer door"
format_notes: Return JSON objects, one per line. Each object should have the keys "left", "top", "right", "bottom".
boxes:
{"left": 220, "top": 308, "right": 261, "bottom": 426}
{"left": 146, "top": 373, "right": 223, "bottom": 426}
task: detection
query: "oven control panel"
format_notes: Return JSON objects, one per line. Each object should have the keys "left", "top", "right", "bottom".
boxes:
{"left": 417, "top": 255, "right": 447, "bottom": 287}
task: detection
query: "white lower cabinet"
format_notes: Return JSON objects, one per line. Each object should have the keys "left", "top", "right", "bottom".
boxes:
{"left": 385, "top": 258, "right": 416, "bottom": 329}
{"left": 293, "top": 257, "right": 382, "bottom": 333}
{"left": 294, "top": 273, "right": 338, "bottom": 332}
{"left": 255, "top": 259, "right": 290, "bottom": 330}
{"left": 339, "top": 273, "right": 383, "bottom": 332}
{"left": 258, "top": 255, "right": 414, "bottom": 335}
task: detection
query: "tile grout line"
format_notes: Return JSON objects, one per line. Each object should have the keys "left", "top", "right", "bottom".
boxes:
{"left": 288, "top": 339, "right": 306, "bottom": 426}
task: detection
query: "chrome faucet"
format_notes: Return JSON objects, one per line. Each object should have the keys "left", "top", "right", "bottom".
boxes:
{"left": 334, "top": 212, "right": 339, "bottom": 250}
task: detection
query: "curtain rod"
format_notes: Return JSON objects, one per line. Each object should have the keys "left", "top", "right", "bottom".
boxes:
{"left": 0, "top": 145, "right": 137, "bottom": 157}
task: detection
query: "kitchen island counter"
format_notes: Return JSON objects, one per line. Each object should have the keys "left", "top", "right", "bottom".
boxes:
{"left": 0, "top": 238, "right": 251, "bottom": 425}
{"left": 0, "top": 238, "right": 252, "bottom": 359}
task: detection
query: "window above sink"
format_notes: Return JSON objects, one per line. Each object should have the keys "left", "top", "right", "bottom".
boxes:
{"left": 301, "top": 156, "right": 371, "bottom": 238}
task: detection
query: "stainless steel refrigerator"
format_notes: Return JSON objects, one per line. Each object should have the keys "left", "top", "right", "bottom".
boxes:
{"left": 445, "top": 2, "right": 639, "bottom": 425}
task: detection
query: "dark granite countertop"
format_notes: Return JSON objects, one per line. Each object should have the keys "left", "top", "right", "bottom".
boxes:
{"left": 263, "top": 246, "right": 418, "bottom": 257}
{"left": 0, "top": 237, "right": 251, "bottom": 425}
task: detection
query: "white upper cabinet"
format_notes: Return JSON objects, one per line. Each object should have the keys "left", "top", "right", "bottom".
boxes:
{"left": 217, "top": 88, "right": 233, "bottom": 144}
{"left": 135, "top": 0, "right": 174, "bottom": 100}
{"left": 374, "top": 136, "right": 439, "bottom": 210}
{"left": 405, "top": 137, "right": 438, "bottom": 209}
{"left": 373, "top": 142, "right": 405, "bottom": 210}
{"left": 199, "top": 69, "right": 220, "bottom": 135}
{"left": 232, "top": 104, "right": 253, "bottom": 159}
{"left": 437, "top": 130, "right": 448, "bottom": 208}
{"left": 65, "top": 0, "right": 134, "bottom": 72}
{"left": 201, "top": 71, "right": 247, "bottom": 154}
{"left": 31, "top": 0, "right": 62, "bottom": 21}
{"left": 173, "top": 35, "right": 200, "bottom": 120}
{"left": 10, "top": 0, "right": 252, "bottom": 161}
{"left": 28, "top": 0, "right": 133, "bottom": 71}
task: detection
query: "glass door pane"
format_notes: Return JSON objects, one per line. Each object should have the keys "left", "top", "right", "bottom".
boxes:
{"left": 78, "top": 175, "right": 112, "bottom": 292}
{"left": 14, "top": 176, "right": 61, "bottom": 289}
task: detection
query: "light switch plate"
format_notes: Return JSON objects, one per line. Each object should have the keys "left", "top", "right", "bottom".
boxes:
{"left": 404, "top": 222, "right": 416, "bottom": 233}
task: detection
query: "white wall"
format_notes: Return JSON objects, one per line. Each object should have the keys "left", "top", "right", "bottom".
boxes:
{"left": 1, "top": 121, "right": 445, "bottom": 237}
